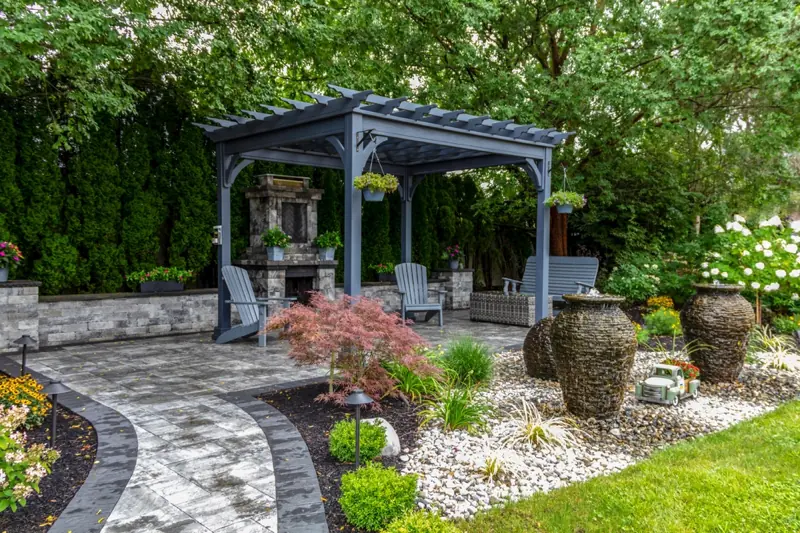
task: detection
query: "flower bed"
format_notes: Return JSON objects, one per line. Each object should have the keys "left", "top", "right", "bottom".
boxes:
{"left": 399, "top": 350, "right": 800, "bottom": 520}
{"left": 259, "top": 382, "right": 422, "bottom": 533}
{"left": 0, "top": 375, "right": 97, "bottom": 532}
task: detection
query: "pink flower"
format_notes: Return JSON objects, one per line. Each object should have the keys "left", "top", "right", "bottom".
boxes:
{"left": 0, "top": 252, "right": 5, "bottom": 257}
{"left": 13, "top": 257, "right": 19, "bottom": 262}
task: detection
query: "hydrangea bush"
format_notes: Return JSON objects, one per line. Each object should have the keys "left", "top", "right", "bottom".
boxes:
{"left": 0, "top": 404, "right": 60, "bottom": 513}
{"left": 700, "top": 215, "right": 800, "bottom": 318}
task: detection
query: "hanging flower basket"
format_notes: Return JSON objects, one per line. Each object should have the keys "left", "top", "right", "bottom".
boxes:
{"left": 354, "top": 173, "right": 398, "bottom": 202}
{"left": 545, "top": 191, "right": 587, "bottom": 214}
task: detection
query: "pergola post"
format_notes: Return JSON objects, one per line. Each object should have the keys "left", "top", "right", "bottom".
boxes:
{"left": 342, "top": 114, "right": 363, "bottom": 296}
{"left": 400, "top": 172, "right": 413, "bottom": 263}
{"left": 215, "top": 144, "right": 232, "bottom": 337}
{"left": 523, "top": 154, "right": 552, "bottom": 322}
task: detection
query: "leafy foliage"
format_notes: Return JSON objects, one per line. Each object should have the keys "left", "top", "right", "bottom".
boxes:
{"left": 643, "top": 308, "right": 682, "bottom": 336}
{"left": 328, "top": 418, "right": 387, "bottom": 463}
{"left": 126, "top": 267, "right": 194, "bottom": 288}
{"left": 339, "top": 463, "right": 417, "bottom": 532}
{"left": 383, "top": 510, "right": 462, "bottom": 533}
{"left": 502, "top": 399, "right": 581, "bottom": 452}
{"left": 383, "top": 359, "right": 441, "bottom": 403}
{"left": 603, "top": 264, "right": 659, "bottom": 303}
{"left": 420, "top": 382, "right": 490, "bottom": 433}
{"left": 268, "top": 293, "right": 434, "bottom": 405}
{"left": 0, "top": 242, "right": 22, "bottom": 270}
{"left": 0, "top": 375, "right": 50, "bottom": 429}
{"left": 772, "top": 315, "right": 800, "bottom": 335}
{"left": 314, "top": 231, "right": 342, "bottom": 249}
{"left": 544, "top": 191, "right": 586, "bottom": 209}
{"left": 260, "top": 227, "right": 291, "bottom": 249}
{"left": 747, "top": 325, "right": 799, "bottom": 371}
{"left": 0, "top": 404, "right": 60, "bottom": 513}
{"left": 647, "top": 296, "right": 674, "bottom": 310}
{"left": 354, "top": 173, "right": 399, "bottom": 193}
{"left": 441, "top": 337, "right": 493, "bottom": 387}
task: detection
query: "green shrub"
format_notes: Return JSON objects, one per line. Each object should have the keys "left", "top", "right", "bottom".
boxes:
{"left": 421, "top": 382, "right": 489, "bottom": 433}
{"left": 384, "top": 360, "right": 440, "bottom": 402}
{"left": 314, "top": 230, "right": 342, "bottom": 249}
{"left": 339, "top": 463, "right": 417, "bottom": 531}
{"left": 602, "top": 263, "right": 659, "bottom": 303}
{"left": 441, "top": 337, "right": 493, "bottom": 387}
{"left": 329, "top": 418, "right": 387, "bottom": 463}
{"left": 261, "top": 227, "right": 291, "bottom": 248}
{"left": 354, "top": 172, "right": 399, "bottom": 193}
{"left": 643, "top": 307, "right": 682, "bottom": 336}
{"left": 634, "top": 323, "right": 651, "bottom": 345}
{"left": 383, "top": 510, "right": 462, "bottom": 533}
{"left": 772, "top": 315, "right": 800, "bottom": 335}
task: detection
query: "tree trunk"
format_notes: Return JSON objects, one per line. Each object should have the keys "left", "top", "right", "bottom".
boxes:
{"left": 550, "top": 207, "right": 569, "bottom": 256}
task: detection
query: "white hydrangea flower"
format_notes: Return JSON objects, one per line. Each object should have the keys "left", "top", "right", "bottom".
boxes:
{"left": 751, "top": 282, "right": 761, "bottom": 290}
{"left": 791, "top": 220, "right": 800, "bottom": 231}
{"left": 741, "top": 250, "right": 750, "bottom": 256}
{"left": 741, "top": 228, "right": 752, "bottom": 236}
{"left": 755, "top": 262, "right": 765, "bottom": 270}
{"left": 701, "top": 262, "right": 709, "bottom": 268}
{"left": 643, "top": 264, "right": 650, "bottom": 269}
{"left": 710, "top": 268, "right": 720, "bottom": 275}
{"left": 702, "top": 271, "right": 710, "bottom": 278}
{"left": 763, "top": 249, "right": 774, "bottom": 257}
{"left": 764, "top": 282, "right": 780, "bottom": 292}
{"left": 792, "top": 235, "right": 800, "bottom": 243}
{"left": 714, "top": 225, "right": 724, "bottom": 233}
{"left": 743, "top": 267, "right": 753, "bottom": 276}
{"left": 761, "top": 240, "right": 771, "bottom": 249}
{"left": 737, "top": 280, "right": 746, "bottom": 287}
{"left": 790, "top": 270, "right": 800, "bottom": 278}
{"left": 759, "top": 216, "right": 782, "bottom": 228}
{"left": 712, "top": 252, "right": 721, "bottom": 259}
{"left": 776, "top": 269, "right": 787, "bottom": 278}
{"left": 726, "top": 221, "right": 735, "bottom": 230}
{"left": 721, "top": 272, "right": 728, "bottom": 278}
{"left": 755, "top": 244, "right": 763, "bottom": 252}
{"left": 784, "top": 243, "right": 798, "bottom": 254}
{"left": 734, "top": 214, "right": 746, "bottom": 223}
{"left": 731, "top": 221, "right": 743, "bottom": 232}
{"left": 793, "top": 293, "right": 799, "bottom": 301}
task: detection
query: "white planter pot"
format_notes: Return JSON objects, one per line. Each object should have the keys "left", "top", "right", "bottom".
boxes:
{"left": 0, "top": 267, "right": 7, "bottom": 282}
{"left": 319, "top": 247, "right": 335, "bottom": 261}
{"left": 556, "top": 204, "right": 574, "bottom": 214}
{"left": 363, "top": 189, "right": 385, "bottom": 202}
{"left": 266, "top": 247, "right": 285, "bottom": 261}
{"left": 449, "top": 260, "right": 460, "bottom": 270}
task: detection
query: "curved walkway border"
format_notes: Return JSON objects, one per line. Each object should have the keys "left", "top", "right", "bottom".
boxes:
{"left": 0, "top": 355, "right": 138, "bottom": 533}
{"left": 220, "top": 376, "right": 329, "bottom": 533}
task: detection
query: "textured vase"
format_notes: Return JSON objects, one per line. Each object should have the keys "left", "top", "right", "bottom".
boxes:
{"left": 551, "top": 295, "right": 636, "bottom": 418}
{"left": 680, "top": 284, "right": 754, "bottom": 383}
{"left": 523, "top": 316, "right": 557, "bottom": 380}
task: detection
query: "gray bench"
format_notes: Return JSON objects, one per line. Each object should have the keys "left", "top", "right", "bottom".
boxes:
{"left": 502, "top": 256, "right": 600, "bottom": 308}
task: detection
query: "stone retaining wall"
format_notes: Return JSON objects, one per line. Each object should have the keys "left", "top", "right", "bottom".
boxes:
{"left": 0, "top": 281, "right": 41, "bottom": 353}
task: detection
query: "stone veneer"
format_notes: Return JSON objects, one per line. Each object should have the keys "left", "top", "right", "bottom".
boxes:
{"left": 432, "top": 269, "right": 474, "bottom": 310}
{"left": 0, "top": 281, "right": 41, "bottom": 353}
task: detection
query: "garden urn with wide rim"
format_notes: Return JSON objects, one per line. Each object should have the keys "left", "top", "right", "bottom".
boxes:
{"left": 551, "top": 294, "right": 636, "bottom": 418}
{"left": 680, "top": 283, "right": 754, "bottom": 383}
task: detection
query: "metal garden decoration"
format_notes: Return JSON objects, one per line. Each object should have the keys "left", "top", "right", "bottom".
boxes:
{"left": 545, "top": 164, "right": 586, "bottom": 214}
{"left": 635, "top": 363, "right": 700, "bottom": 406}
{"left": 195, "top": 83, "right": 572, "bottom": 337}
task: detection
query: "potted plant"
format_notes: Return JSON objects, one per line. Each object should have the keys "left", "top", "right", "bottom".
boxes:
{"left": 441, "top": 244, "right": 463, "bottom": 270}
{"left": 126, "top": 267, "right": 194, "bottom": 293}
{"left": 354, "top": 172, "right": 399, "bottom": 202}
{"left": 314, "top": 231, "right": 342, "bottom": 261}
{"left": 0, "top": 241, "right": 23, "bottom": 282}
{"left": 545, "top": 191, "right": 587, "bottom": 214}
{"left": 371, "top": 263, "right": 396, "bottom": 282}
{"left": 261, "top": 227, "right": 291, "bottom": 260}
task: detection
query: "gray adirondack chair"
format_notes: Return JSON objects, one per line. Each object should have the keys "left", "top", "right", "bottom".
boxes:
{"left": 216, "top": 265, "right": 295, "bottom": 346}
{"left": 395, "top": 263, "right": 446, "bottom": 326}
{"left": 502, "top": 256, "right": 599, "bottom": 306}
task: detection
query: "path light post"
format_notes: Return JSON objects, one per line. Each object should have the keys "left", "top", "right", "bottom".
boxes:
{"left": 345, "top": 388, "right": 374, "bottom": 469}
{"left": 14, "top": 335, "right": 36, "bottom": 376}
{"left": 42, "top": 381, "right": 70, "bottom": 448}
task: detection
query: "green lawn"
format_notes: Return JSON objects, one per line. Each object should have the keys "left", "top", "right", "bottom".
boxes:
{"left": 461, "top": 401, "right": 800, "bottom": 533}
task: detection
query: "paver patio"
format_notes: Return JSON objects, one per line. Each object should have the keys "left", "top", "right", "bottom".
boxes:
{"left": 13, "top": 310, "right": 525, "bottom": 533}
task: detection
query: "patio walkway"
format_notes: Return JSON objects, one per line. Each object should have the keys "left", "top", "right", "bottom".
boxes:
{"left": 19, "top": 310, "right": 526, "bottom": 533}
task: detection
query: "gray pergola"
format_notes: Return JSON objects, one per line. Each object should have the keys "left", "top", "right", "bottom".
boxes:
{"left": 195, "top": 84, "right": 573, "bottom": 337}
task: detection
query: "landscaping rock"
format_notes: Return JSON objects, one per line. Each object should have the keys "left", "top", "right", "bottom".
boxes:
{"left": 364, "top": 417, "right": 401, "bottom": 457}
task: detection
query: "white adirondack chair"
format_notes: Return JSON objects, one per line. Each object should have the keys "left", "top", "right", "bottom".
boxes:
{"left": 395, "top": 263, "right": 446, "bottom": 326}
{"left": 216, "top": 265, "right": 295, "bottom": 346}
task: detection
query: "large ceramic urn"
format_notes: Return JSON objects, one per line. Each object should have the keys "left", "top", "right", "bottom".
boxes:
{"left": 680, "top": 284, "right": 755, "bottom": 383}
{"left": 551, "top": 295, "right": 637, "bottom": 418}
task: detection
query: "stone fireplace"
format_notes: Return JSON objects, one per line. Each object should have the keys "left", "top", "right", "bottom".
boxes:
{"left": 236, "top": 174, "right": 336, "bottom": 301}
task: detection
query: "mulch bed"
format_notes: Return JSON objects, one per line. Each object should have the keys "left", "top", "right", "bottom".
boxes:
{"left": 0, "top": 406, "right": 98, "bottom": 533}
{"left": 260, "top": 382, "right": 422, "bottom": 533}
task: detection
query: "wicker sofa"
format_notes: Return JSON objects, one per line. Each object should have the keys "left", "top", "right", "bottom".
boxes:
{"left": 469, "top": 291, "right": 553, "bottom": 327}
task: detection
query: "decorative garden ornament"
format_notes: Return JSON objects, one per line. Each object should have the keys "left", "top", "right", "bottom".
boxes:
{"left": 680, "top": 283, "right": 755, "bottom": 383}
{"left": 635, "top": 363, "right": 700, "bottom": 406}
{"left": 551, "top": 293, "right": 636, "bottom": 418}
{"left": 544, "top": 165, "right": 586, "bottom": 215}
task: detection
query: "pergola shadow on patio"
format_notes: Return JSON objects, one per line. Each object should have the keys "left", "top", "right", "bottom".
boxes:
{"left": 195, "top": 84, "right": 572, "bottom": 339}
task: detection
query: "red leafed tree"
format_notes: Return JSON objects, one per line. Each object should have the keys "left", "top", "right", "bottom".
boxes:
{"left": 267, "top": 292, "right": 435, "bottom": 406}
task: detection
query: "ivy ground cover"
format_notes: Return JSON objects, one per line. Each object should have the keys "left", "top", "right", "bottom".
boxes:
{"left": 461, "top": 400, "right": 800, "bottom": 533}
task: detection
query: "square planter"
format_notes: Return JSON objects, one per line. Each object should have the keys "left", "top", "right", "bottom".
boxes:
{"left": 140, "top": 281, "right": 184, "bottom": 293}
{"left": 266, "top": 247, "right": 285, "bottom": 261}
{"left": 319, "top": 247, "right": 335, "bottom": 261}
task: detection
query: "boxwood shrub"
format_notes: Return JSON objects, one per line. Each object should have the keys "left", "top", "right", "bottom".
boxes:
{"left": 329, "top": 418, "right": 387, "bottom": 463}
{"left": 383, "top": 510, "right": 463, "bottom": 533}
{"left": 339, "top": 463, "right": 417, "bottom": 531}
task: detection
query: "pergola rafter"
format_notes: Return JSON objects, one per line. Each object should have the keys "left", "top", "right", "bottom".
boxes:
{"left": 195, "top": 84, "right": 573, "bottom": 339}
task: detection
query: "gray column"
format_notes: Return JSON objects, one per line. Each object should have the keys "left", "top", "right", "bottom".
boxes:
{"left": 400, "top": 172, "right": 412, "bottom": 263}
{"left": 534, "top": 152, "right": 552, "bottom": 322}
{"left": 216, "top": 144, "right": 232, "bottom": 337}
{"left": 342, "top": 114, "right": 363, "bottom": 296}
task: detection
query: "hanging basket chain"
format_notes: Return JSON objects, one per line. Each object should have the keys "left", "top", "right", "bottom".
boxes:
{"left": 367, "top": 131, "right": 386, "bottom": 175}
